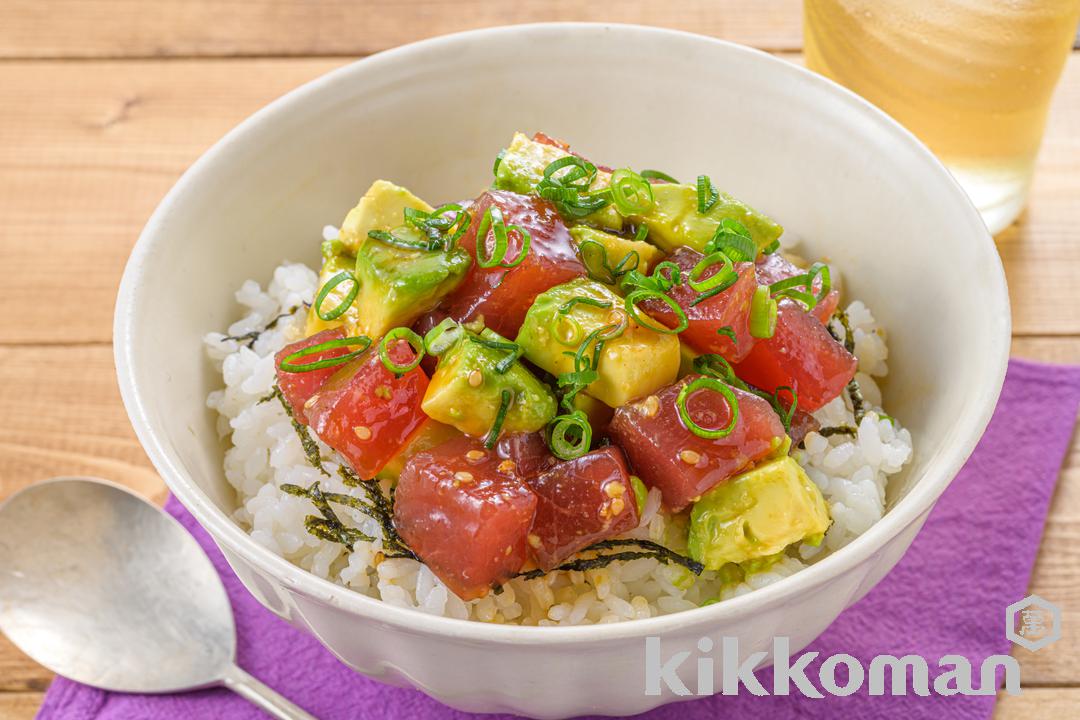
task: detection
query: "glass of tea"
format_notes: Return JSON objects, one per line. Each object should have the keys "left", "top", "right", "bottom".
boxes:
{"left": 804, "top": 0, "right": 1080, "bottom": 235}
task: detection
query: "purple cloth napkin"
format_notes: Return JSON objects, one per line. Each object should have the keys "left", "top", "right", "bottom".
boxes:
{"left": 39, "top": 359, "right": 1080, "bottom": 720}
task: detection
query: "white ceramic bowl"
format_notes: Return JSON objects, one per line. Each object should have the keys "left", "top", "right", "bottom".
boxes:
{"left": 115, "top": 23, "right": 1009, "bottom": 718}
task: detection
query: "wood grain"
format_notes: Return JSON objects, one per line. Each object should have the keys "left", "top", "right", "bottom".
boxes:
{"left": 0, "top": 0, "right": 804, "bottom": 59}
{"left": 1, "top": 55, "right": 1078, "bottom": 344}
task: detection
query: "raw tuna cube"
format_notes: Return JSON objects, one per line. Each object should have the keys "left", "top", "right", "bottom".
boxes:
{"left": 274, "top": 327, "right": 348, "bottom": 425}
{"left": 609, "top": 374, "right": 787, "bottom": 512}
{"left": 526, "top": 447, "right": 640, "bottom": 570}
{"left": 733, "top": 299, "right": 857, "bottom": 412}
{"left": 496, "top": 432, "right": 557, "bottom": 479}
{"left": 640, "top": 247, "right": 757, "bottom": 363}
{"left": 394, "top": 435, "right": 538, "bottom": 600}
{"left": 755, "top": 252, "right": 839, "bottom": 323}
{"left": 441, "top": 190, "right": 585, "bottom": 338}
{"left": 306, "top": 339, "right": 428, "bottom": 478}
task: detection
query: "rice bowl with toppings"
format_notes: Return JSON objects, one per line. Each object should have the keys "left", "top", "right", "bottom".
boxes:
{"left": 202, "top": 133, "right": 913, "bottom": 626}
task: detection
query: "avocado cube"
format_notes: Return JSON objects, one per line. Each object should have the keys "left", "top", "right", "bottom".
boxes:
{"left": 422, "top": 328, "right": 557, "bottom": 439}
{"left": 569, "top": 226, "right": 665, "bottom": 279}
{"left": 688, "top": 455, "right": 830, "bottom": 570}
{"left": 339, "top": 180, "right": 433, "bottom": 255}
{"left": 493, "top": 132, "right": 623, "bottom": 231}
{"left": 353, "top": 229, "right": 472, "bottom": 339}
{"left": 515, "top": 278, "right": 680, "bottom": 408}
{"left": 630, "top": 182, "right": 783, "bottom": 255}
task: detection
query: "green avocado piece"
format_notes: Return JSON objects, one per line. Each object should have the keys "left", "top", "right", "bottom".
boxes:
{"left": 569, "top": 225, "right": 665, "bottom": 278}
{"left": 514, "top": 278, "right": 680, "bottom": 408}
{"left": 421, "top": 327, "right": 557, "bottom": 439}
{"left": 305, "top": 251, "right": 361, "bottom": 337}
{"left": 353, "top": 227, "right": 472, "bottom": 339}
{"left": 339, "top": 180, "right": 433, "bottom": 255}
{"left": 688, "top": 455, "right": 830, "bottom": 571}
{"left": 630, "top": 183, "right": 783, "bottom": 254}
{"left": 493, "top": 132, "right": 623, "bottom": 231}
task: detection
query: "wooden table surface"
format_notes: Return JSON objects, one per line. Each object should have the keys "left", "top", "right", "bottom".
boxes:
{"left": 0, "top": 1, "right": 1077, "bottom": 717}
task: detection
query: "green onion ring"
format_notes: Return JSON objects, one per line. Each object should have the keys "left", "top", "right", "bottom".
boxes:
{"left": 696, "top": 175, "right": 719, "bottom": 214}
{"left": 469, "top": 336, "right": 523, "bottom": 374}
{"left": 634, "top": 224, "right": 649, "bottom": 242}
{"left": 687, "top": 252, "right": 738, "bottom": 293}
{"left": 773, "top": 386, "right": 798, "bottom": 431}
{"left": 609, "top": 168, "right": 655, "bottom": 216}
{"left": 279, "top": 336, "right": 372, "bottom": 373}
{"left": 484, "top": 389, "right": 513, "bottom": 449}
{"left": 378, "top": 327, "right": 425, "bottom": 376}
{"left": 423, "top": 318, "right": 463, "bottom": 356}
{"left": 314, "top": 271, "right": 359, "bottom": 322}
{"left": 547, "top": 410, "right": 593, "bottom": 460}
{"left": 749, "top": 285, "right": 778, "bottom": 339}
{"left": 640, "top": 169, "right": 680, "bottom": 184}
{"left": 625, "top": 290, "right": 688, "bottom": 335}
{"left": 559, "top": 297, "right": 613, "bottom": 314}
{"left": 676, "top": 376, "right": 740, "bottom": 439}
{"left": 367, "top": 228, "right": 438, "bottom": 251}
{"left": 476, "top": 207, "right": 531, "bottom": 269}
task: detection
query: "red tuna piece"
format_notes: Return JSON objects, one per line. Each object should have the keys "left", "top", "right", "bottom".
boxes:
{"left": 526, "top": 446, "right": 640, "bottom": 570}
{"left": 609, "top": 375, "right": 787, "bottom": 512}
{"left": 755, "top": 252, "right": 839, "bottom": 323}
{"left": 641, "top": 247, "right": 757, "bottom": 363}
{"left": 733, "top": 299, "right": 857, "bottom": 413}
{"left": 274, "top": 327, "right": 349, "bottom": 425}
{"left": 441, "top": 190, "right": 585, "bottom": 338}
{"left": 496, "top": 432, "right": 557, "bottom": 479}
{"left": 306, "top": 339, "right": 428, "bottom": 478}
{"left": 393, "top": 435, "right": 538, "bottom": 600}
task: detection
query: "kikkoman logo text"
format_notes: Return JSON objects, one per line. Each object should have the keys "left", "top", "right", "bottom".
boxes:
{"left": 644, "top": 636, "right": 1020, "bottom": 697}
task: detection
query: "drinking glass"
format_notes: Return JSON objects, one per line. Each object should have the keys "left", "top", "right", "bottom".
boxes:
{"left": 804, "top": 0, "right": 1080, "bottom": 235}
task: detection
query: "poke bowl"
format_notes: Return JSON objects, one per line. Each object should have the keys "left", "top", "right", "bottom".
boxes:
{"left": 114, "top": 23, "right": 1009, "bottom": 718}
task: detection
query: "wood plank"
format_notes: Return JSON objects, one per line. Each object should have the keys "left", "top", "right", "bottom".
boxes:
{"left": 0, "top": 692, "right": 45, "bottom": 720}
{"left": 0, "top": 58, "right": 344, "bottom": 344}
{"left": 0, "top": 0, "right": 804, "bottom": 59}
{"left": 997, "top": 688, "right": 1080, "bottom": 718}
{"left": 2, "top": 54, "right": 1078, "bottom": 344}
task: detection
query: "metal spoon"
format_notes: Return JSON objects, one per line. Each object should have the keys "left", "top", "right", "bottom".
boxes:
{"left": 0, "top": 477, "right": 317, "bottom": 720}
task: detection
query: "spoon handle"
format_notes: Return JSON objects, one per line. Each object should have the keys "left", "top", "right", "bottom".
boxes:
{"left": 220, "top": 663, "right": 318, "bottom": 720}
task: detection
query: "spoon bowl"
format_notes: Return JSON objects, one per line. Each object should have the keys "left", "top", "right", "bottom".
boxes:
{"left": 0, "top": 478, "right": 314, "bottom": 719}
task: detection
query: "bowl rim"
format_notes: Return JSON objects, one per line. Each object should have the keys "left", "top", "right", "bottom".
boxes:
{"left": 114, "top": 21, "right": 1010, "bottom": 644}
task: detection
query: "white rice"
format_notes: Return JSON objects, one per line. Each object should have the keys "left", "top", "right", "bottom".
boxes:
{"left": 205, "top": 255, "right": 912, "bottom": 625}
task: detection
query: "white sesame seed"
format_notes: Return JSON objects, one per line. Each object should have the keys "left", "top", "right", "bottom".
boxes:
{"left": 640, "top": 395, "right": 660, "bottom": 418}
{"left": 468, "top": 369, "right": 484, "bottom": 387}
{"left": 465, "top": 449, "right": 487, "bottom": 462}
{"left": 454, "top": 471, "right": 475, "bottom": 484}
{"left": 303, "top": 393, "right": 320, "bottom": 410}
{"left": 353, "top": 425, "right": 372, "bottom": 441}
{"left": 679, "top": 449, "right": 701, "bottom": 465}
{"left": 604, "top": 481, "right": 626, "bottom": 498}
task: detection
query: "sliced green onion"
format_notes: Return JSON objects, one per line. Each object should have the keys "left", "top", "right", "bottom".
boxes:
{"left": 378, "top": 327, "right": 425, "bottom": 376}
{"left": 687, "top": 251, "right": 737, "bottom": 293}
{"left": 807, "top": 262, "right": 832, "bottom": 303}
{"left": 536, "top": 156, "right": 613, "bottom": 219}
{"left": 640, "top": 169, "right": 680, "bottom": 184}
{"left": 609, "top": 168, "right": 655, "bottom": 216}
{"left": 279, "top": 336, "right": 372, "bottom": 373}
{"left": 692, "top": 353, "right": 747, "bottom": 390}
{"left": 769, "top": 262, "right": 831, "bottom": 311}
{"left": 484, "top": 389, "right": 513, "bottom": 449}
{"left": 749, "top": 285, "right": 778, "bottom": 339}
{"left": 404, "top": 203, "right": 471, "bottom": 250}
{"left": 772, "top": 386, "right": 798, "bottom": 431}
{"left": 423, "top": 318, "right": 463, "bottom": 356}
{"left": 492, "top": 149, "right": 506, "bottom": 177}
{"left": 716, "top": 326, "right": 737, "bottom": 344}
{"left": 543, "top": 155, "right": 597, "bottom": 189}
{"left": 559, "top": 296, "right": 613, "bottom": 314}
{"left": 314, "top": 271, "right": 359, "bottom": 322}
{"left": 634, "top": 224, "right": 649, "bottom": 242}
{"left": 761, "top": 239, "right": 780, "bottom": 254}
{"left": 367, "top": 228, "right": 438, "bottom": 252}
{"left": 578, "top": 240, "right": 638, "bottom": 285}
{"left": 469, "top": 336, "right": 522, "bottom": 374}
{"left": 705, "top": 218, "right": 756, "bottom": 262}
{"left": 547, "top": 410, "right": 592, "bottom": 460}
{"left": 696, "top": 175, "right": 719, "bottom": 214}
{"left": 625, "top": 289, "right": 688, "bottom": 335}
{"left": 676, "top": 376, "right": 740, "bottom": 439}
{"left": 476, "top": 207, "right": 531, "bottom": 269}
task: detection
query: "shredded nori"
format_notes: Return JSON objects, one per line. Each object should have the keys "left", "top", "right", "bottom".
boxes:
{"left": 338, "top": 466, "right": 416, "bottom": 560}
{"left": 281, "top": 481, "right": 374, "bottom": 550}
{"left": 220, "top": 305, "right": 304, "bottom": 348}
{"left": 828, "top": 310, "right": 867, "bottom": 425}
{"left": 265, "top": 385, "right": 329, "bottom": 476}
{"left": 514, "top": 538, "right": 704, "bottom": 582}
{"left": 818, "top": 425, "right": 857, "bottom": 438}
